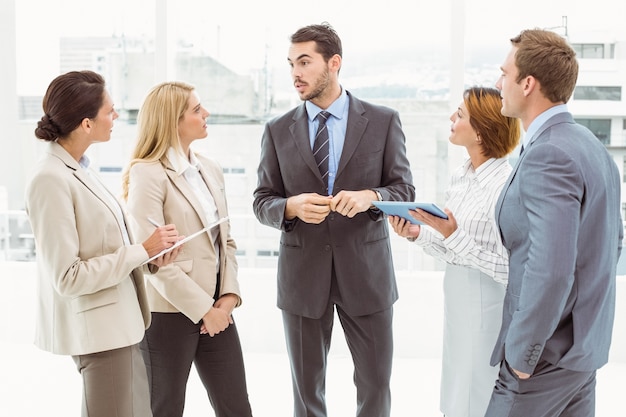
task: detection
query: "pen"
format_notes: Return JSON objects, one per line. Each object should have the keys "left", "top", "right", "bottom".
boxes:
{"left": 147, "top": 217, "right": 162, "bottom": 228}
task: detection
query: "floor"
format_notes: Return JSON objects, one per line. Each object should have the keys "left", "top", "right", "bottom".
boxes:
{"left": 1, "top": 262, "right": 624, "bottom": 416}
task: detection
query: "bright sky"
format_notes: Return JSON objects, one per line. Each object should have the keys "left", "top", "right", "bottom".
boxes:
{"left": 13, "top": 0, "right": 626, "bottom": 95}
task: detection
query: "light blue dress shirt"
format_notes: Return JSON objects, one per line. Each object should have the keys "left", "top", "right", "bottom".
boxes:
{"left": 523, "top": 104, "right": 568, "bottom": 148}
{"left": 305, "top": 88, "right": 349, "bottom": 195}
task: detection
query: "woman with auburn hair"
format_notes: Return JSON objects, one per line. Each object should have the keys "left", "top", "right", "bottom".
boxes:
{"left": 389, "top": 86, "right": 520, "bottom": 417}
{"left": 122, "top": 81, "right": 253, "bottom": 417}
{"left": 26, "top": 70, "right": 180, "bottom": 417}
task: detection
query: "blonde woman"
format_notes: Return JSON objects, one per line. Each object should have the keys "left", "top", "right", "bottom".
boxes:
{"left": 122, "top": 81, "right": 252, "bottom": 417}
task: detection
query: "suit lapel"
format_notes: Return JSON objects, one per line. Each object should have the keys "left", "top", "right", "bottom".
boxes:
{"left": 163, "top": 159, "right": 210, "bottom": 229}
{"left": 196, "top": 162, "right": 229, "bottom": 252}
{"left": 336, "top": 95, "right": 367, "bottom": 180}
{"left": 290, "top": 95, "right": 369, "bottom": 185}
{"left": 290, "top": 104, "right": 324, "bottom": 182}
{"left": 49, "top": 142, "right": 130, "bottom": 241}
{"left": 495, "top": 112, "right": 575, "bottom": 222}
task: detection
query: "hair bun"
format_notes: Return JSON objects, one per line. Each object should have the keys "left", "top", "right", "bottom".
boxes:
{"left": 34, "top": 114, "right": 60, "bottom": 141}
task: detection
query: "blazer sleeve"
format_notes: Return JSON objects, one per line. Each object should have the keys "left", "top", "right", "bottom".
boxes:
{"left": 253, "top": 121, "right": 291, "bottom": 231}
{"left": 373, "top": 109, "right": 415, "bottom": 203}
{"left": 26, "top": 167, "right": 149, "bottom": 298}
{"left": 504, "top": 142, "right": 582, "bottom": 373}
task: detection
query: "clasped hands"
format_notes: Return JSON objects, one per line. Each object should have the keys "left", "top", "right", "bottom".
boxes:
{"left": 285, "top": 190, "right": 378, "bottom": 224}
{"left": 200, "top": 294, "right": 239, "bottom": 336}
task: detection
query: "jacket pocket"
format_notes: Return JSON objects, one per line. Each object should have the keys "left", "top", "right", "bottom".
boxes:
{"left": 175, "top": 259, "right": 194, "bottom": 273}
{"left": 71, "top": 286, "right": 119, "bottom": 313}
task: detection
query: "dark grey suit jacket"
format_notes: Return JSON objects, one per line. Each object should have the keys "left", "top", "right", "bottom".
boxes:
{"left": 492, "top": 112, "right": 623, "bottom": 374}
{"left": 253, "top": 92, "right": 415, "bottom": 318}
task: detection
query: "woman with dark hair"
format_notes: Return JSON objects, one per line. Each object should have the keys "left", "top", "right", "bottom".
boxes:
{"left": 389, "top": 87, "right": 520, "bottom": 417}
{"left": 26, "top": 70, "right": 181, "bottom": 417}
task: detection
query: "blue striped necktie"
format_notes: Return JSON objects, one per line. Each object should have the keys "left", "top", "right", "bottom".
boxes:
{"left": 313, "top": 111, "right": 331, "bottom": 193}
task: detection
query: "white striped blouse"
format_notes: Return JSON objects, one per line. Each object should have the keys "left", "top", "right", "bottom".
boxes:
{"left": 414, "top": 157, "right": 511, "bottom": 284}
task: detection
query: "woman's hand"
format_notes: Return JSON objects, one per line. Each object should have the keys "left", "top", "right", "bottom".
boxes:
{"left": 148, "top": 245, "right": 181, "bottom": 267}
{"left": 388, "top": 215, "right": 420, "bottom": 239}
{"left": 142, "top": 224, "right": 181, "bottom": 266}
{"left": 200, "top": 305, "right": 233, "bottom": 337}
{"left": 411, "top": 208, "right": 457, "bottom": 238}
{"left": 213, "top": 293, "right": 239, "bottom": 316}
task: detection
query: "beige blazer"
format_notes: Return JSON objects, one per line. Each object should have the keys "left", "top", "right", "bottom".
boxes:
{"left": 25, "top": 142, "right": 151, "bottom": 356}
{"left": 126, "top": 152, "right": 240, "bottom": 324}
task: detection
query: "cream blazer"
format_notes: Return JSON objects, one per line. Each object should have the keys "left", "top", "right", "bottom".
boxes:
{"left": 126, "top": 152, "right": 240, "bottom": 324}
{"left": 25, "top": 142, "right": 151, "bottom": 356}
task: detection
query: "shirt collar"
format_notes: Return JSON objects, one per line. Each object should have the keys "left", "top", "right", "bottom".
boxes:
{"left": 463, "top": 157, "right": 508, "bottom": 186}
{"left": 523, "top": 104, "right": 568, "bottom": 148}
{"left": 305, "top": 87, "right": 348, "bottom": 121}
{"left": 78, "top": 154, "right": 91, "bottom": 170}
{"left": 167, "top": 147, "right": 199, "bottom": 177}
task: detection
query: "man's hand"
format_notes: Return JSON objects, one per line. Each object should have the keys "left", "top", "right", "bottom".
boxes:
{"left": 285, "top": 193, "right": 332, "bottom": 224}
{"left": 512, "top": 367, "right": 531, "bottom": 380}
{"left": 330, "top": 190, "right": 378, "bottom": 218}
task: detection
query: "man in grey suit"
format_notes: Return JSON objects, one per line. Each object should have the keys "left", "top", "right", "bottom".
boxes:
{"left": 486, "top": 29, "right": 623, "bottom": 417}
{"left": 253, "top": 23, "right": 414, "bottom": 417}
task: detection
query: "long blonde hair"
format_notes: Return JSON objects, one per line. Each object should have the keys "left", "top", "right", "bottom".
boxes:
{"left": 121, "top": 81, "right": 195, "bottom": 200}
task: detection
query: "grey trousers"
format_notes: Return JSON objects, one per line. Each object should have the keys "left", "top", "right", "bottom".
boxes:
{"left": 485, "top": 359, "right": 596, "bottom": 417}
{"left": 72, "top": 344, "right": 151, "bottom": 417}
{"left": 282, "top": 305, "right": 394, "bottom": 417}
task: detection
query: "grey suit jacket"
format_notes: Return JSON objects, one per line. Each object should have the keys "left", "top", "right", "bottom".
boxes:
{"left": 253, "top": 92, "right": 415, "bottom": 318}
{"left": 25, "top": 142, "right": 151, "bottom": 356}
{"left": 126, "top": 153, "right": 241, "bottom": 324}
{"left": 492, "top": 112, "right": 623, "bottom": 374}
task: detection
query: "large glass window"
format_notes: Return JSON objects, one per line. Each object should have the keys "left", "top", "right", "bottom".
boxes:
{"left": 573, "top": 86, "right": 622, "bottom": 101}
{"left": 572, "top": 43, "right": 605, "bottom": 58}
{"left": 5, "top": 0, "right": 626, "bottom": 269}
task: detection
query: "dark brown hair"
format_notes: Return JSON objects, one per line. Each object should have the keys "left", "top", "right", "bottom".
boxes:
{"left": 464, "top": 87, "right": 520, "bottom": 158}
{"left": 511, "top": 29, "right": 578, "bottom": 103}
{"left": 290, "top": 22, "right": 342, "bottom": 62}
{"left": 35, "top": 70, "right": 106, "bottom": 141}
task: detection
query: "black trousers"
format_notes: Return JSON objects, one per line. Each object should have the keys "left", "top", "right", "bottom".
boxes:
{"left": 485, "top": 359, "right": 596, "bottom": 417}
{"left": 140, "top": 312, "right": 253, "bottom": 417}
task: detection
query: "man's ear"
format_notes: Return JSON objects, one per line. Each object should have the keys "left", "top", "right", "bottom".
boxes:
{"left": 523, "top": 75, "right": 537, "bottom": 97}
{"left": 329, "top": 54, "right": 342, "bottom": 73}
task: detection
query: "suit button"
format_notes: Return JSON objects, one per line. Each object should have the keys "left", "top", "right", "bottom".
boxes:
{"left": 324, "top": 245, "right": 331, "bottom": 252}
{"left": 528, "top": 360, "right": 537, "bottom": 365}
{"left": 530, "top": 354, "right": 538, "bottom": 360}
{"left": 533, "top": 344, "right": 542, "bottom": 349}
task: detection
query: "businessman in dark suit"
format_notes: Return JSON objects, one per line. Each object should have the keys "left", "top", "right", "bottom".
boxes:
{"left": 253, "top": 23, "right": 414, "bottom": 417}
{"left": 486, "top": 29, "right": 623, "bottom": 417}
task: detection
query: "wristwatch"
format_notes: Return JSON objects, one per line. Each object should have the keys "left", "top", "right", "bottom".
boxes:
{"left": 370, "top": 189, "right": 383, "bottom": 209}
